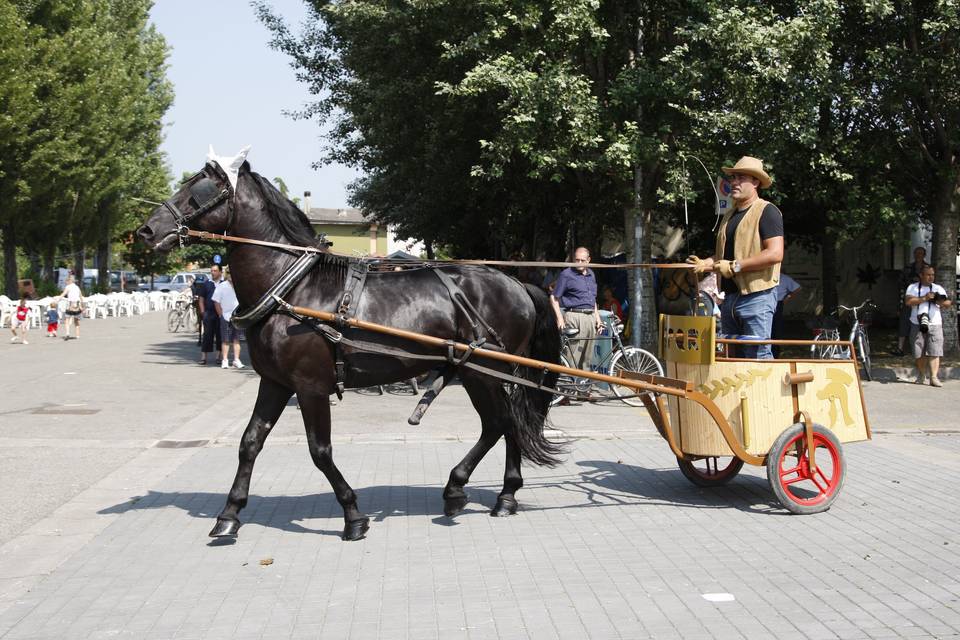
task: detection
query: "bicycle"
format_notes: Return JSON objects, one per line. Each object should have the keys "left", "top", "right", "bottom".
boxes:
{"left": 809, "top": 299, "right": 874, "bottom": 381}
{"left": 167, "top": 297, "right": 197, "bottom": 333}
{"left": 551, "top": 318, "right": 664, "bottom": 407}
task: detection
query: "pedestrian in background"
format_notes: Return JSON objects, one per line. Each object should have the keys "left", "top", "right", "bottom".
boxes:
{"left": 905, "top": 265, "right": 951, "bottom": 387}
{"left": 211, "top": 268, "right": 245, "bottom": 369}
{"left": 58, "top": 276, "right": 83, "bottom": 340}
{"left": 197, "top": 264, "right": 223, "bottom": 365}
{"left": 10, "top": 297, "right": 29, "bottom": 344}
{"left": 46, "top": 303, "right": 59, "bottom": 338}
{"left": 550, "top": 247, "right": 603, "bottom": 371}
{"left": 190, "top": 274, "right": 204, "bottom": 347}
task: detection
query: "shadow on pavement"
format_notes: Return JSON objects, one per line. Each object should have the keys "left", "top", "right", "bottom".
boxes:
{"left": 97, "top": 459, "right": 789, "bottom": 539}
{"left": 97, "top": 485, "right": 504, "bottom": 537}
{"left": 571, "top": 459, "right": 787, "bottom": 515}
{"left": 141, "top": 335, "right": 258, "bottom": 376}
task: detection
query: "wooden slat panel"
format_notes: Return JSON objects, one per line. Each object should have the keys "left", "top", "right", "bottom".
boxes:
{"left": 795, "top": 362, "right": 869, "bottom": 444}
{"left": 674, "top": 361, "right": 795, "bottom": 456}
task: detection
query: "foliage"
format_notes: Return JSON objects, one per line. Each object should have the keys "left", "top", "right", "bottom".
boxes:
{"left": 0, "top": 0, "right": 172, "bottom": 296}
{"left": 259, "top": 0, "right": 960, "bottom": 349}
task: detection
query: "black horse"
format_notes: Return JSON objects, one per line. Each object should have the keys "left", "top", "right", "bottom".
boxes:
{"left": 138, "top": 159, "right": 562, "bottom": 540}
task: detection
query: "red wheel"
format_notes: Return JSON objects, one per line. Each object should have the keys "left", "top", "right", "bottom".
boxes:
{"left": 766, "top": 423, "right": 845, "bottom": 514}
{"left": 677, "top": 456, "right": 744, "bottom": 487}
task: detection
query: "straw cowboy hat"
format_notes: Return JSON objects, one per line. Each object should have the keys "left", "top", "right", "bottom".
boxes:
{"left": 722, "top": 156, "right": 772, "bottom": 189}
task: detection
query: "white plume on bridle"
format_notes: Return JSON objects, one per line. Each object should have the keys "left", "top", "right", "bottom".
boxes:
{"left": 206, "top": 145, "right": 251, "bottom": 190}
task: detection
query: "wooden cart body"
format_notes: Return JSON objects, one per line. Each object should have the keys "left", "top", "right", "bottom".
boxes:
{"left": 659, "top": 314, "right": 871, "bottom": 458}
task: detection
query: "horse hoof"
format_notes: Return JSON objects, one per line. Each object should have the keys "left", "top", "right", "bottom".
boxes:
{"left": 342, "top": 518, "right": 369, "bottom": 541}
{"left": 209, "top": 518, "right": 241, "bottom": 537}
{"left": 490, "top": 497, "right": 518, "bottom": 517}
{"left": 443, "top": 495, "right": 468, "bottom": 517}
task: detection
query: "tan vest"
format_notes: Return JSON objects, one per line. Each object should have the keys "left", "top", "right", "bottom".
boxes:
{"left": 715, "top": 198, "right": 781, "bottom": 294}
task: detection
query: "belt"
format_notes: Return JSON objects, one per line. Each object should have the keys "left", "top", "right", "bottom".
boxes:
{"left": 563, "top": 308, "right": 594, "bottom": 314}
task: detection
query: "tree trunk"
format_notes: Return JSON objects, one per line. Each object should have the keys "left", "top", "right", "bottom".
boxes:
{"left": 2, "top": 224, "right": 18, "bottom": 298}
{"left": 625, "top": 201, "right": 656, "bottom": 351}
{"left": 73, "top": 246, "right": 86, "bottom": 295}
{"left": 42, "top": 248, "right": 54, "bottom": 283}
{"left": 820, "top": 229, "right": 839, "bottom": 314}
{"left": 29, "top": 253, "right": 40, "bottom": 279}
{"left": 97, "top": 242, "right": 109, "bottom": 293}
{"left": 930, "top": 173, "right": 960, "bottom": 354}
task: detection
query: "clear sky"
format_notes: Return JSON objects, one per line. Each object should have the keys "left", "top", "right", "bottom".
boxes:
{"left": 148, "top": 1, "right": 358, "bottom": 208}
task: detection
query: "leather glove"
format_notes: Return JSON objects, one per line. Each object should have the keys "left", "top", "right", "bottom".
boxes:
{"left": 686, "top": 255, "right": 708, "bottom": 274}
{"left": 716, "top": 260, "right": 735, "bottom": 279}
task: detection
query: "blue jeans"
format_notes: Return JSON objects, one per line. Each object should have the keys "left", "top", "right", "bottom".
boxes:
{"left": 720, "top": 288, "right": 778, "bottom": 359}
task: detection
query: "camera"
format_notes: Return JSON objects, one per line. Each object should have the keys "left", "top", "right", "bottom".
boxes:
{"left": 933, "top": 292, "right": 948, "bottom": 302}
{"left": 918, "top": 312, "right": 931, "bottom": 334}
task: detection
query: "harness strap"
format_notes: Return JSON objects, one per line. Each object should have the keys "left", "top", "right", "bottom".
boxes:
{"left": 337, "top": 261, "right": 369, "bottom": 322}
{"left": 430, "top": 267, "right": 505, "bottom": 347}
{"left": 230, "top": 251, "right": 324, "bottom": 329}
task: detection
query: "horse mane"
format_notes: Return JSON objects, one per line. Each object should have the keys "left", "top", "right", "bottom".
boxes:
{"left": 243, "top": 166, "right": 347, "bottom": 271}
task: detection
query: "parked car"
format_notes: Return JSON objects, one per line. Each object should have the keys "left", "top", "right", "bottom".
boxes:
{"left": 139, "top": 272, "right": 209, "bottom": 293}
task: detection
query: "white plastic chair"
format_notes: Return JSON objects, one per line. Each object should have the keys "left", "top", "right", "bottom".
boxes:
{"left": 0, "top": 295, "right": 12, "bottom": 328}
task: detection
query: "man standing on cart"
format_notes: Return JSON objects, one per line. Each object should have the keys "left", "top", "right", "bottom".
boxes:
{"left": 688, "top": 156, "right": 784, "bottom": 359}
{"left": 550, "top": 247, "right": 604, "bottom": 370}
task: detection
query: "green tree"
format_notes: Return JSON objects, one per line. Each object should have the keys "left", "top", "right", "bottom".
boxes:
{"left": 1, "top": 0, "right": 172, "bottom": 297}
{"left": 868, "top": 0, "right": 960, "bottom": 352}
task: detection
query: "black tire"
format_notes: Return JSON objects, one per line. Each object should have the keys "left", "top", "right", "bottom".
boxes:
{"left": 609, "top": 347, "right": 665, "bottom": 407}
{"left": 677, "top": 456, "right": 744, "bottom": 487}
{"left": 857, "top": 330, "right": 872, "bottom": 381}
{"left": 166, "top": 310, "right": 181, "bottom": 333}
{"left": 766, "top": 423, "right": 845, "bottom": 515}
{"left": 550, "top": 353, "right": 574, "bottom": 406}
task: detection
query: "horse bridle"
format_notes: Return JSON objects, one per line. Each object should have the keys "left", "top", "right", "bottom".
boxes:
{"left": 162, "top": 163, "right": 234, "bottom": 246}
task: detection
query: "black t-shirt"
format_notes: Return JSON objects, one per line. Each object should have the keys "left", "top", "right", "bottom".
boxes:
{"left": 720, "top": 203, "right": 784, "bottom": 294}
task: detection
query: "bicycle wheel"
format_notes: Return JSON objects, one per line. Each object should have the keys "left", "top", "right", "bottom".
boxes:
{"left": 185, "top": 306, "right": 198, "bottom": 332}
{"left": 810, "top": 334, "right": 837, "bottom": 360}
{"left": 609, "top": 347, "right": 665, "bottom": 407}
{"left": 166, "top": 309, "right": 182, "bottom": 333}
{"left": 857, "top": 330, "right": 872, "bottom": 381}
{"left": 551, "top": 353, "right": 592, "bottom": 406}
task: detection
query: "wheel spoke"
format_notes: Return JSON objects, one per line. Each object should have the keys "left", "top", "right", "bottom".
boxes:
{"left": 815, "top": 466, "right": 833, "bottom": 488}
{"left": 809, "top": 473, "right": 829, "bottom": 495}
{"left": 781, "top": 474, "right": 806, "bottom": 486}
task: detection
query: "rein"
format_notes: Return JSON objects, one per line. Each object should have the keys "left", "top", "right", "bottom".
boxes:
{"left": 184, "top": 229, "right": 693, "bottom": 270}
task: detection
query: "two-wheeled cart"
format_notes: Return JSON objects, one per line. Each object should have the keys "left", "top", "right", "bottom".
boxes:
{"left": 620, "top": 314, "right": 871, "bottom": 514}
{"left": 280, "top": 303, "right": 869, "bottom": 514}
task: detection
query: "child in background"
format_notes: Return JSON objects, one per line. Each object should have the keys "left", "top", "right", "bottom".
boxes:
{"left": 10, "top": 298, "right": 29, "bottom": 344}
{"left": 46, "top": 303, "right": 59, "bottom": 337}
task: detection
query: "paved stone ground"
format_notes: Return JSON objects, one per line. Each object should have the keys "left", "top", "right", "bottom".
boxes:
{"left": 1, "top": 313, "right": 959, "bottom": 639}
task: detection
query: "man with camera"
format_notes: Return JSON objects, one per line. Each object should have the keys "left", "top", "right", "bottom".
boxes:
{"left": 905, "top": 265, "right": 952, "bottom": 387}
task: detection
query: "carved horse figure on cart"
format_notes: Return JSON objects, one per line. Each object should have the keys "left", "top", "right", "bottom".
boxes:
{"left": 137, "top": 149, "right": 563, "bottom": 540}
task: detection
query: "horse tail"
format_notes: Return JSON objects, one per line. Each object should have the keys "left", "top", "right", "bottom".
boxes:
{"left": 506, "top": 283, "right": 566, "bottom": 467}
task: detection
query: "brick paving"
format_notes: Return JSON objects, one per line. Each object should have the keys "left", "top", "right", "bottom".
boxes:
{"left": 1, "top": 313, "right": 959, "bottom": 639}
{"left": 1, "top": 429, "right": 959, "bottom": 639}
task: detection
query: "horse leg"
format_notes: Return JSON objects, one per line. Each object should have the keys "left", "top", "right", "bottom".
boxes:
{"left": 442, "top": 374, "right": 510, "bottom": 517}
{"left": 210, "top": 377, "right": 292, "bottom": 537}
{"left": 442, "top": 426, "right": 503, "bottom": 516}
{"left": 298, "top": 390, "right": 369, "bottom": 541}
{"left": 492, "top": 433, "right": 523, "bottom": 517}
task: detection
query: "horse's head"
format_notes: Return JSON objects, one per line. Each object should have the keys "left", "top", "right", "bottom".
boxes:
{"left": 137, "top": 146, "right": 249, "bottom": 253}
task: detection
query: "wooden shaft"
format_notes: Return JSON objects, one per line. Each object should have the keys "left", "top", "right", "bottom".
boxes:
{"left": 783, "top": 371, "right": 815, "bottom": 385}
{"left": 288, "top": 305, "right": 689, "bottom": 397}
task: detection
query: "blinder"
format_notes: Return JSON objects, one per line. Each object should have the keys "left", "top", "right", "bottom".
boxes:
{"left": 161, "top": 164, "right": 233, "bottom": 246}
{"left": 189, "top": 177, "right": 220, "bottom": 209}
